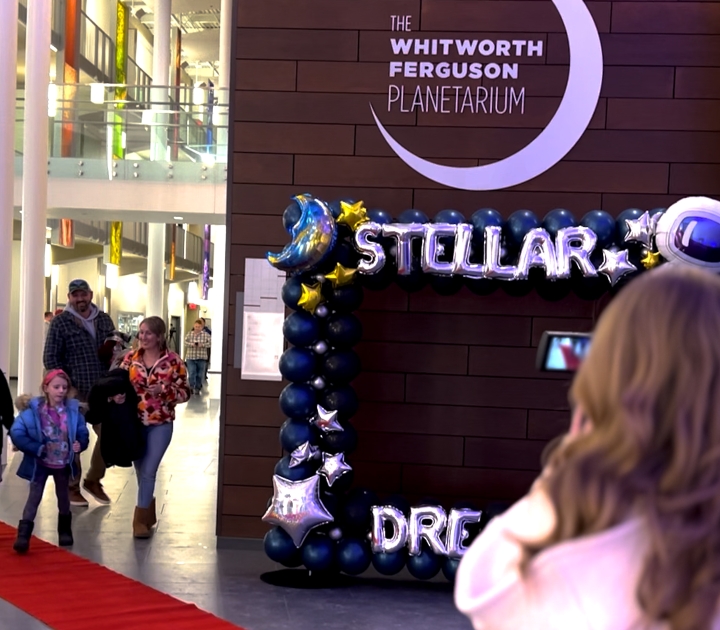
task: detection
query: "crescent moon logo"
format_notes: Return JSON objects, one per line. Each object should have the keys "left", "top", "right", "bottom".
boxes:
{"left": 371, "top": 0, "right": 604, "bottom": 191}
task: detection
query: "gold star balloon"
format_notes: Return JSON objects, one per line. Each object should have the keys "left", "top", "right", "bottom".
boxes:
{"left": 297, "top": 282, "right": 324, "bottom": 313}
{"left": 337, "top": 201, "right": 369, "bottom": 231}
{"left": 324, "top": 263, "right": 357, "bottom": 288}
{"left": 641, "top": 249, "right": 662, "bottom": 269}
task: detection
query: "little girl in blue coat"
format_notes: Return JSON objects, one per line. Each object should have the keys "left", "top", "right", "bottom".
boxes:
{"left": 10, "top": 369, "right": 90, "bottom": 553}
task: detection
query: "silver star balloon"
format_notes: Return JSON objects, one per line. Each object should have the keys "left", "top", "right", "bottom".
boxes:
{"left": 318, "top": 452, "right": 352, "bottom": 486}
{"left": 313, "top": 404, "right": 344, "bottom": 433}
{"left": 598, "top": 249, "right": 637, "bottom": 286}
{"left": 624, "top": 212, "right": 654, "bottom": 247}
{"left": 289, "top": 441, "right": 321, "bottom": 468}
{"left": 261, "top": 475, "right": 334, "bottom": 547}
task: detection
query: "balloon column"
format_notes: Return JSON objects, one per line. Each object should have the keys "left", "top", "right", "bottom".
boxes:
{"left": 262, "top": 194, "right": 720, "bottom": 581}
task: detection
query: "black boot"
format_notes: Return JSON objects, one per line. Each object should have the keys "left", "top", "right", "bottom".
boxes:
{"left": 13, "top": 519, "right": 34, "bottom": 554}
{"left": 58, "top": 512, "right": 73, "bottom": 547}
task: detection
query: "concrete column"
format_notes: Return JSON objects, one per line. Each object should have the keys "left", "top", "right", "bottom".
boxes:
{"left": 150, "top": 0, "right": 171, "bottom": 162}
{"left": 147, "top": 0, "right": 171, "bottom": 318}
{"left": 19, "top": 0, "right": 52, "bottom": 394}
{"left": 146, "top": 223, "right": 166, "bottom": 318}
{"left": 215, "top": 0, "right": 231, "bottom": 161}
{"left": 0, "top": 0, "right": 19, "bottom": 377}
{"left": 209, "top": 225, "right": 226, "bottom": 372}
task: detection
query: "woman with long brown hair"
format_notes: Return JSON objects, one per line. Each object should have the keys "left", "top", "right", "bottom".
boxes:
{"left": 120, "top": 316, "right": 190, "bottom": 538}
{"left": 455, "top": 266, "right": 720, "bottom": 630}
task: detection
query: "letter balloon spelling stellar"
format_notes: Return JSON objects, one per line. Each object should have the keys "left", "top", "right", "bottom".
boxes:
{"left": 354, "top": 222, "right": 386, "bottom": 275}
{"left": 483, "top": 226, "right": 517, "bottom": 280}
{"left": 408, "top": 506, "right": 448, "bottom": 556}
{"left": 452, "top": 223, "right": 485, "bottom": 278}
{"left": 446, "top": 509, "right": 483, "bottom": 559}
{"left": 371, "top": 506, "right": 409, "bottom": 554}
{"left": 421, "top": 223, "right": 457, "bottom": 275}
{"left": 555, "top": 226, "right": 598, "bottom": 279}
{"left": 382, "top": 223, "right": 426, "bottom": 275}
{"left": 515, "top": 228, "right": 557, "bottom": 280}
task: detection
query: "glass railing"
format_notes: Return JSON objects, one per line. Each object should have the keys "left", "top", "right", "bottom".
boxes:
{"left": 15, "top": 83, "right": 229, "bottom": 182}
{"left": 80, "top": 11, "right": 115, "bottom": 82}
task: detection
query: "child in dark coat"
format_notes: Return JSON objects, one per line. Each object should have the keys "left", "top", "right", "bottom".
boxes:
{"left": 87, "top": 369, "right": 145, "bottom": 468}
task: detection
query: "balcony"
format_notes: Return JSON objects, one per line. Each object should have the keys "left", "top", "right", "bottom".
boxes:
{"left": 14, "top": 83, "right": 229, "bottom": 224}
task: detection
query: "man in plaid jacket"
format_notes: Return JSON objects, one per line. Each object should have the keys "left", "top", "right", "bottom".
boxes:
{"left": 43, "top": 279, "right": 116, "bottom": 507}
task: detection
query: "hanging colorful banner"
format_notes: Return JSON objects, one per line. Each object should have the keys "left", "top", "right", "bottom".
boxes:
{"left": 109, "top": 221, "right": 122, "bottom": 266}
{"left": 169, "top": 224, "right": 177, "bottom": 281}
{"left": 112, "top": 1, "right": 129, "bottom": 159}
{"left": 202, "top": 225, "right": 211, "bottom": 299}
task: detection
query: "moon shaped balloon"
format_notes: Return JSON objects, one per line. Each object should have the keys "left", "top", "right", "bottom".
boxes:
{"left": 267, "top": 194, "right": 338, "bottom": 273}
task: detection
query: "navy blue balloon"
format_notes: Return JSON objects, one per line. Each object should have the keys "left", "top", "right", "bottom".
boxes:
{"left": 367, "top": 209, "right": 394, "bottom": 225}
{"left": 320, "top": 421, "right": 358, "bottom": 454}
{"left": 398, "top": 209, "right": 429, "bottom": 224}
{"left": 506, "top": 210, "right": 540, "bottom": 248}
{"left": 580, "top": 210, "right": 617, "bottom": 250}
{"left": 279, "top": 383, "right": 316, "bottom": 419}
{"left": 542, "top": 209, "right": 576, "bottom": 237}
{"left": 281, "top": 276, "right": 306, "bottom": 311}
{"left": 650, "top": 207, "right": 665, "bottom": 219}
{"left": 264, "top": 527, "right": 302, "bottom": 567}
{"left": 442, "top": 557, "right": 461, "bottom": 582}
{"left": 329, "top": 285, "right": 364, "bottom": 313}
{"left": 337, "top": 538, "right": 372, "bottom": 575}
{"left": 433, "top": 209, "right": 465, "bottom": 224}
{"left": 322, "top": 350, "right": 361, "bottom": 384}
{"left": 274, "top": 454, "right": 318, "bottom": 481}
{"left": 280, "top": 418, "right": 319, "bottom": 452}
{"left": 470, "top": 208, "right": 504, "bottom": 244}
{"left": 616, "top": 208, "right": 643, "bottom": 243}
{"left": 321, "top": 386, "right": 359, "bottom": 418}
{"left": 332, "top": 241, "right": 360, "bottom": 268}
{"left": 320, "top": 492, "right": 341, "bottom": 520}
{"left": 283, "top": 311, "right": 320, "bottom": 347}
{"left": 465, "top": 277, "right": 498, "bottom": 296}
{"left": 302, "top": 534, "right": 336, "bottom": 572}
{"left": 342, "top": 488, "right": 378, "bottom": 533}
{"left": 372, "top": 549, "right": 408, "bottom": 576}
{"left": 282, "top": 200, "right": 303, "bottom": 233}
{"left": 407, "top": 549, "right": 442, "bottom": 580}
{"left": 359, "top": 266, "right": 396, "bottom": 292}
{"left": 430, "top": 276, "right": 464, "bottom": 295}
{"left": 325, "top": 314, "right": 363, "bottom": 349}
{"left": 279, "top": 348, "right": 317, "bottom": 383}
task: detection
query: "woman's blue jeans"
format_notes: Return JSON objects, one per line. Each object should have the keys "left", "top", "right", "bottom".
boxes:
{"left": 134, "top": 422, "right": 173, "bottom": 509}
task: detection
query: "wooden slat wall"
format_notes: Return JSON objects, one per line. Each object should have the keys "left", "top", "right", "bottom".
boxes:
{"left": 220, "top": 0, "right": 720, "bottom": 538}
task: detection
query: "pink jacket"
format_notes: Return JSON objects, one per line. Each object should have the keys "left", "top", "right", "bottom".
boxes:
{"left": 455, "top": 487, "right": 720, "bottom": 630}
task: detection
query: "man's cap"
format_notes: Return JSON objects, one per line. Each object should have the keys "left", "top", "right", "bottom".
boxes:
{"left": 68, "top": 279, "right": 91, "bottom": 293}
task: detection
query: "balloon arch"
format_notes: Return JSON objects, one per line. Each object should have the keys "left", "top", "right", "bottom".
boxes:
{"left": 260, "top": 194, "right": 720, "bottom": 581}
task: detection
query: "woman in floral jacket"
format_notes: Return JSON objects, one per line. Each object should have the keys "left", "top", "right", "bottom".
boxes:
{"left": 120, "top": 316, "right": 190, "bottom": 538}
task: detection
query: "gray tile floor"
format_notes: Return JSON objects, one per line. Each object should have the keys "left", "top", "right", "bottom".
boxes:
{"left": 0, "top": 375, "right": 471, "bottom": 630}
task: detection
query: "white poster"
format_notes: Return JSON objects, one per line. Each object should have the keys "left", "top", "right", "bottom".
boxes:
{"left": 239, "top": 259, "right": 286, "bottom": 381}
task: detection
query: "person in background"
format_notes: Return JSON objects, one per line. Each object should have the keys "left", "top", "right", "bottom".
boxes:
{"left": 10, "top": 369, "right": 89, "bottom": 553}
{"left": 200, "top": 317, "right": 211, "bottom": 382}
{"left": 455, "top": 266, "right": 720, "bottom": 630}
{"left": 0, "top": 369, "right": 15, "bottom": 482}
{"left": 43, "top": 279, "right": 115, "bottom": 507}
{"left": 184, "top": 319, "right": 211, "bottom": 395}
{"left": 120, "top": 316, "right": 190, "bottom": 538}
{"left": 43, "top": 311, "right": 53, "bottom": 342}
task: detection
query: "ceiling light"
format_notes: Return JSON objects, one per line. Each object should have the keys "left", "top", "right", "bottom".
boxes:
{"left": 173, "top": 216, "right": 183, "bottom": 220}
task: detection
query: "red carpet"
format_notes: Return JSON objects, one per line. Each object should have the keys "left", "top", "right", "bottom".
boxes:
{"left": 0, "top": 522, "right": 244, "bottom": 630}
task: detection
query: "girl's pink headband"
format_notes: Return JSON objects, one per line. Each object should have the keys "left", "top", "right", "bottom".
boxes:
{"left": 43, "top": 369, "right": 70, "bottom": 387}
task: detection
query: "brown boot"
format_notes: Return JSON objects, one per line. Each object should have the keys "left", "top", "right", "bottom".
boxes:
{"left": 133, "top": 507, "right": 152, "bottom": 539}
{"left": 147, "top": 498, "right": 157, "bottom": 527}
